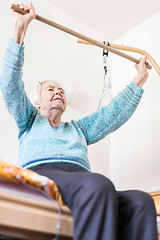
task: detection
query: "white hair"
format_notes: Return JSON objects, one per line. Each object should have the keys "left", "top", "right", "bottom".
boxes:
{"left": 29, "top": 81, "right": 42, "bottom": 106}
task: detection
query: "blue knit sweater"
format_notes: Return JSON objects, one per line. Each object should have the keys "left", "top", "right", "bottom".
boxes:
{"left": 0, "top": 39, "right": 144, "bottom": 171}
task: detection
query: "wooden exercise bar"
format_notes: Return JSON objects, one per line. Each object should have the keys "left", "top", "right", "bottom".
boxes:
{"left": 10, "top": 4, "right": 152, "bottom": 70}
{"left": 77, "top": 39, "right": 160, "bottom": 76}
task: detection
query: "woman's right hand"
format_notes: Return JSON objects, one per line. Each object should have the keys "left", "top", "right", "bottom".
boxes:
{"left": 12, "top": 3, "right": 36, "bottom": 45}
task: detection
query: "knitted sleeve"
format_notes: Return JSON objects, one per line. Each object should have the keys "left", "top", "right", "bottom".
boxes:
{"left": 76, "top": 81, "right": 144, "bottom": 145}
{"left": 0, "top": 39, "right": 36, "bottom": 137}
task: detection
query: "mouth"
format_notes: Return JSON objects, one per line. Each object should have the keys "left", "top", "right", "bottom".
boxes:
{"left": 53, "top": 97, "right": 63, "bottom": 103}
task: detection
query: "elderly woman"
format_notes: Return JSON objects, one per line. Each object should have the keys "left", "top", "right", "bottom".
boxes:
{"left": 0, "top": 3, "right": 158, "bottom": 240}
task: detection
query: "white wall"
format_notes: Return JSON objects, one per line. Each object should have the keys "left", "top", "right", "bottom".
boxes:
{"left": 1, "top": 1, "right": 159, "bottom": 192}
{"left": 109, "top": 11, "right": 160, "bottom": 192}
{"left": 0, "top": 0, "right": 111, "bottom": 175}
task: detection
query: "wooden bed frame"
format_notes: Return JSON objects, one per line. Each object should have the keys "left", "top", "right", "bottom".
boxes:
{"left": 0, "top": 180, "right": 73, "bottom": 240}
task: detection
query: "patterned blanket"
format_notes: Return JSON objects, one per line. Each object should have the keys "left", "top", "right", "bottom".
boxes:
{"left": 0, "top": 160, "right": 64, "bottom": 206}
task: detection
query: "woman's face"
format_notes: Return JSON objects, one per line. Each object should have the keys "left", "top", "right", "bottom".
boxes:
{"left": 38, "top": 80, "right": 67, "bottom": 114}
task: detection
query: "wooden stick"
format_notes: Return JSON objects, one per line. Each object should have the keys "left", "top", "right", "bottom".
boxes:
{"left": 78, "top": 39, "right": 160, "bottom": 76}
{"left": 110, "top": 43, "right": 160, "bottom": 76}
{"left": 11, "top": 4, "right": 152, "bottom": 69}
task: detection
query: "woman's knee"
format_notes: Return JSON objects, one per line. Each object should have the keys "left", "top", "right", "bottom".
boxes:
{"left": 123, "top": 190, "right": 155, "bottom": 211}
{"left": 81, "top": 173, "right": 116, "bottom": 197}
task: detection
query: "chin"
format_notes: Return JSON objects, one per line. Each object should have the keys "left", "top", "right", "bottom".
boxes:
{"left": 51, "top": 104, "right": 65, "bottom": 112}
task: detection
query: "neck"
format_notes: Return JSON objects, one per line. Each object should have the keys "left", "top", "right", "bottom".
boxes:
{"left": 49, "top": 116, "right": 62, "bottom": 127}
{"left": 40, "top": 108, "right": 62, "bottom": 127}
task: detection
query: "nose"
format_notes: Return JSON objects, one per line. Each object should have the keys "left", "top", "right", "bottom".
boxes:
{"left": 54, "top": 88, "right": 61, "bottom": 95}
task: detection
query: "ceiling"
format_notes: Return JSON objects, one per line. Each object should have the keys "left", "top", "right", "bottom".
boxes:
{"left": 49, "top": 0, "right": 160, "bottom": 41}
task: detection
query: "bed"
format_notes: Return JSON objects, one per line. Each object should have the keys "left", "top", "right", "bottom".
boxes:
{"left": 0, "top": 161, "right": 73, "bottom": 240}
{"left": 0, "top": 180, "right": 73, "bottom": 240}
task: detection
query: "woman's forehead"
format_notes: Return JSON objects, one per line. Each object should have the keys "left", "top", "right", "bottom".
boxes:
{"left": 41, "top": 80, "right": 63, "bottom": 90}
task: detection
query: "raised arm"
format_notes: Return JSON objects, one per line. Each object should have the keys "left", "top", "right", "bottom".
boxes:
{"left": 76, "top": 57, "right": 149, "bottom": 144}
{"left": 0, "top": 3, "right": 36, "bottom": 137}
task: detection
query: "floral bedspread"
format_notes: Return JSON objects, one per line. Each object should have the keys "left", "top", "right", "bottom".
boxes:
{"left": 0, "top": 160, "right": 64, "bottom": 206}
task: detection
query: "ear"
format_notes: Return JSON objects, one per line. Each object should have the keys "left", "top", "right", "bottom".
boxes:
{"left": 35, "top": 104, "right": 41, "bottom": 109}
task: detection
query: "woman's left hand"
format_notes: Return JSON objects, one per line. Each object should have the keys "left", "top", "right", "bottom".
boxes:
{"left": 133, "top": 57, "right": 149, "bottom": 88}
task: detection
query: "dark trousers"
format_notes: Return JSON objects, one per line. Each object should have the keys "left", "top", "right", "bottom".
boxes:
{"left": 29, "top": 163, "right": 158, "bottom": 240}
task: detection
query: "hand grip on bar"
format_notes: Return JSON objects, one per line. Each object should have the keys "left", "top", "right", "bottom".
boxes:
{"left": 11, "top": 4, "right": 152, "bottom": 70}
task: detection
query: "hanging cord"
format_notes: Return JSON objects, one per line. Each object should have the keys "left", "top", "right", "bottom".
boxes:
{"left": 52, "top": 204, "right": 62, "bottom": 240}
{"left": 97, "top": 41, "right": 113, "bottom": 110}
